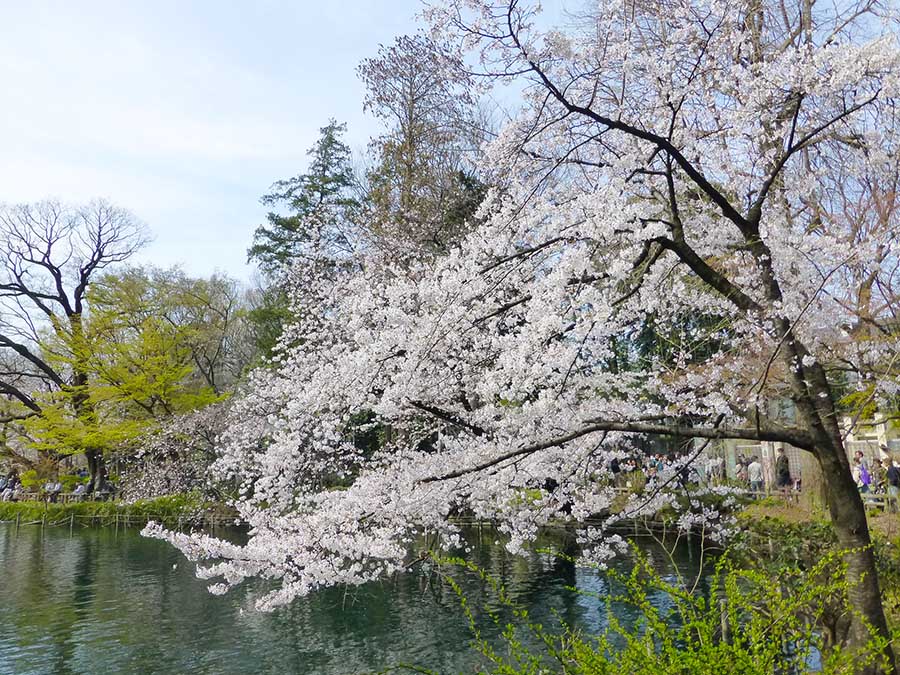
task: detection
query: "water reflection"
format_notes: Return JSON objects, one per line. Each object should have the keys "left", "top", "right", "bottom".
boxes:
{"left": 0, "top": 524, "right": 706, "bottom": 674}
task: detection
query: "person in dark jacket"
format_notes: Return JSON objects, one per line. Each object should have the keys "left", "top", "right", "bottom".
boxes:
{"left": 775, "top": 448, "right": 791, "bottom": 496}
{"left": 884, "top": 457, "right": 900, "bottom": 513}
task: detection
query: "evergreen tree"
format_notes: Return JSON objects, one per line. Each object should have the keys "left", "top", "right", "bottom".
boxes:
{"left": 248, "top": 119, "right": 359, "bottom": 273}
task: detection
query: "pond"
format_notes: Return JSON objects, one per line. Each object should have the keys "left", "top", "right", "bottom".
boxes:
{"left": 0, "top": 523, "right": 708, "bottom": 674}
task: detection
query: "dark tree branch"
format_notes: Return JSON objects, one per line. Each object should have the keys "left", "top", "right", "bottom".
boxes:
{"left": 408, "top": 400, "right": 488, "bottom": 437}
{"left": 507, "top": 21, "right": 750, "bottom": 234}
{"left": 0, "top": 380, "right": 41, "bottom": 413}
{"left": 654, "top": 237, "right": 762, "bottom": 312}
{"left": 0, "top": 334, "right": 65, "bottom": 387}
{"left": 748, "top": 91, "right": 879, "bottom": 226}
{"left": 423, "top": 417, "right": 813, "bottom": 483}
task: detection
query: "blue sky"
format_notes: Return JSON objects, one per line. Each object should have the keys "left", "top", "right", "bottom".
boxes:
{"left": 0, "top": 1, "right": 426, "bottom": 280}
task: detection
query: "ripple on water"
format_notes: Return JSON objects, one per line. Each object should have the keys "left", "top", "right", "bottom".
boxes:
{"left": 0, "top": 523, "right": 706, "bottom": 674}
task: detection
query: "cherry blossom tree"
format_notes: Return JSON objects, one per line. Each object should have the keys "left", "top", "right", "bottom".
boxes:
{"left": 147, "top": 0, "right": 900, "bottom": 668}
{"left": 120, "top": 402, "right": 230, "bottom": 502}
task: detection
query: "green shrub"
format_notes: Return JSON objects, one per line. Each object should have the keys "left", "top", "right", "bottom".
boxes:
{"left": 405, "top": 550, "right": 891, "bottom": 675}
{"left": 18, "top": 469, "right": 40, "bottom": 490}
{"left": 59, "top": 473, "right": 86, "bottom": 492}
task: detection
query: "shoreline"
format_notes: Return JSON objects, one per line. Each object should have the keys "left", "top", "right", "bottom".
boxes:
{"left": 0, "top": 495, "right": 236, "bottom": 530}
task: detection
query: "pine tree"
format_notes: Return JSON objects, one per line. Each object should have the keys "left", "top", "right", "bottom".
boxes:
{"left": 248, "top": 120, "right": 359, "bottom": 273}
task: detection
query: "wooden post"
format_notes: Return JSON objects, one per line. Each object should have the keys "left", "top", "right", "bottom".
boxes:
{"left": 720, "top": 598, "right": 731, "bottom": 645}
{"left": 69, "top": 513, "right": 74, "bottom": 536}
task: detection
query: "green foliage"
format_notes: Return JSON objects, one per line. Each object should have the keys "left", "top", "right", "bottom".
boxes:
{"left": 0, "top": 493, "right": 214, "bottom": 528}
{"left": 411, "top": 551, "right": 890, "bottom": 675}
{"left": 871, "top": 534, "right": 900, "bottom": 627}
{"left": 245, "top": 120, "right": 360, "bottom": 357}
{"left": 17, "top": 468, "right": 83, "bottom": 491}
{"left": 88, "top": 266, "right": 249, "bottom": 392}
{"left": 246, "top": 285, "right": 294, "bottom": 363}
{"left": 15, "top": 456, "right": 60, "bottom": 489}
{"left": 249, "top": 119, "right": 359, "bottom": 272}
{"left": 838, "top": 385, "right": 880, "bottom": 420}
{"left": 18, "top": 469, "right": 40, "bottom": 490}
{"left": 24, "top": 393, "right": 150, "bottom": 458}
{"left": 735, "top": 509, "right": 900, "bottom": 642}
{"left": 58, "top": 472, "right": 85, "bottom": 492}
{"left": 12, "top": 461, "right": 84, "bottom": 492}
{"left": 23, "top": 269, "right": 227, "bottom": 460}
{"left": 734, "top": 511, "right": 837, "bottom": 572}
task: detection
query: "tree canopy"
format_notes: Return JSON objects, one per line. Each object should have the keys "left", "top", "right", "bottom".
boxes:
{"left": 0, "top": 223, "right": 248, "bottom": 490}
{"left": 0, "top": 200, "right": 149, "bottom": 488}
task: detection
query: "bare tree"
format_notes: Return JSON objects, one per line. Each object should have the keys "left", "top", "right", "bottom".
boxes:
{"left": 359, "top": 33, "right": 488, "bottom": 256}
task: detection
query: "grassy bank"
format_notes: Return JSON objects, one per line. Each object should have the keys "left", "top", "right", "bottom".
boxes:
{"left": 0, "top": 494, "right": 236, "bottom": 529}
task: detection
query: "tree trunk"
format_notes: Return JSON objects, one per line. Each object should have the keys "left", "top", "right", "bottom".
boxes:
{"left": 70, "top": 345, "right": 108, "bottom": 496}
{"left": 799, "top": 449, "right": 827, "bottom": 512}
{"left": 85, "top": 448, "right": 107, "bottom": 494}
{"left": 790, "top": 355, "right": 895, "bottom": 672}
{"left": 816, "top": 437, "right": 894, "bottom": 673}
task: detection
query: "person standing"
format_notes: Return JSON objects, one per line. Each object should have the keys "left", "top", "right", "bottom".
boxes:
{"left": 775, "top": 448, "right": 791, "bottom": 497}
{"left": 735, "top": 459, "right": 748, "bottom": 486}
{"left": 852, "top": 455, "right": 872, "bottom": 493}
{"left": 748, "top": 456, "right": 764, "bottom": 494}
{"left": 609, "top": 456, "right": 623, "bottom": 488}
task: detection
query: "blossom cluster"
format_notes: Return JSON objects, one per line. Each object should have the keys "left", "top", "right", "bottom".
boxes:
{"left": 145, "top": 0, "right": 900, "bottom": 608}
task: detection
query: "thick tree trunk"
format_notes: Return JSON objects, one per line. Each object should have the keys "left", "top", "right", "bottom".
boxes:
{"left": 796, "top": 360, "right": 896, "bottom": 673}
{"left": 772, "top": 338, "right": 896, "bottom": 672}
{"left": 817, "top": 439, "right": 895, "bottom": 673}
{"left": 84, "top": 448, "right": 107, "bottom": 494}
{"left": 70, "top": 354, "right": 108, "bottom": 496}
{"left": 799, "top": 450, "right": 827, "bottom": 511}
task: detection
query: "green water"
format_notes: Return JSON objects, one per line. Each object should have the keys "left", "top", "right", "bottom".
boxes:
{"left": 0, "top": 523, "right": 705, "bottom": 674}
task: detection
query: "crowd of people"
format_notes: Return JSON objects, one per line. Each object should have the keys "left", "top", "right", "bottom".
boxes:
{"left": 607, "top": 453, "right": 700, "bottom": 487}
{"left": 0, "top": 471, "right": 22, "bottom": 501}
{"left": 730, "top": 448, "right": 796, "bottom": 495}
{"left": 727, "top": 446, "right": 900, "bottom": 509}
{"left": 0, "top": 467, "right": 112, "bottom": 503}
{"left": 850, "top": 450, "right": 900, "bottom": 510}
{"left": 606, "top": 448, "right": 798, "bottom": 494}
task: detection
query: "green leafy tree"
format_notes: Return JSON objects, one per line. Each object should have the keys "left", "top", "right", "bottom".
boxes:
{"left": 0, "top": 199, "right": 148, "bottom": 491}
{"left": 244, "top": 281, "right": 294, "bottom": 364}
{"left": 88, "top": 266, "right": 253, "bottom": 394}
{"left": 25, "top": 284, "right": 222, "bottom": 467}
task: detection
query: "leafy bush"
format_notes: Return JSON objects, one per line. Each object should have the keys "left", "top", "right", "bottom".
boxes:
{"left": 735, "top": 509, "right": 900, "bottom": 638}
{"left": 406, "top": 550, "right": 891, "bottom": 675}
{"left": 18, "top": 469, "right": 40, "bottom": 490}
{"left": 59, "top": 472, "right": 86, "bottom": 492}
